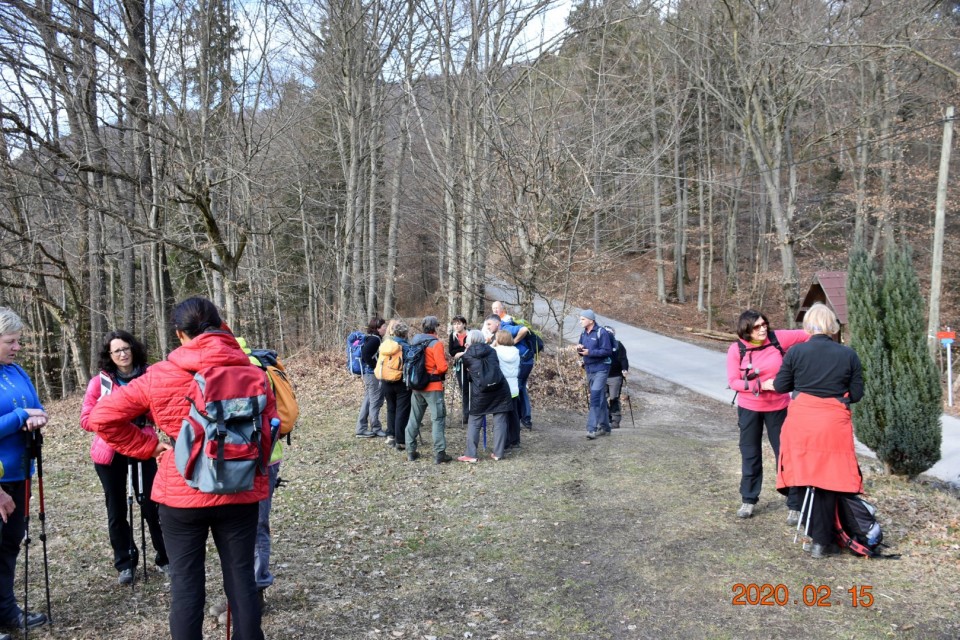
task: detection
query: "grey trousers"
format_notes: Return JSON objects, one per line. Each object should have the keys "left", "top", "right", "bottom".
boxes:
{"left": 356, "top": 373, "right": 384, "bottom": 433}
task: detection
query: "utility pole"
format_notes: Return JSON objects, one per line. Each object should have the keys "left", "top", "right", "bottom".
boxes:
{"left": 927, "top": 106, "right": 954, "bottom": 357}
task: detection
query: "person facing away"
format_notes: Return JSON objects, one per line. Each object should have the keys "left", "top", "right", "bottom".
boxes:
{"left": 356, "top": 317, "right": 387, "bottom": 438}
{"left": 91, "top": 296, "right": 274, "bottom": 640}
{"left": 379, "top": 320, "right": 412, "bottom": 451}
{"left": 577, "top": 309, "right": 614, "bottom": 439}
{"left": 80, "top": 330, "right": 168, "bottom": 585}
{"left": 604, "top": 326, "right": 630, "bottom": 429}
{"left": 774, "top": 303, "right": 864, "bottom": 559}
{"left": 458, "top": 330, "right": 513, "bottom": 463}
{"left": 404, "top": 316, "right": 451, "bottom": 465}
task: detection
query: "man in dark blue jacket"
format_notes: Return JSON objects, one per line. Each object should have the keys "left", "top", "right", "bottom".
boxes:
{"left": 577, "top": 310, "right": 614, "bottom": 439}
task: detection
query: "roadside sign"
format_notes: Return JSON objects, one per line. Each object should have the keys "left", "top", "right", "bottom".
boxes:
{"left": 937, "top": 331, "right": 956, "bottom": 340}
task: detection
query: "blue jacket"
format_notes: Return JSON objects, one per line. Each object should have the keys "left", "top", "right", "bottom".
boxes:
{"left": 578, "top": 325, "right": 614, "bottom": 373}
{"left": 0, "top": 364, "right": 42, "bottom": 482}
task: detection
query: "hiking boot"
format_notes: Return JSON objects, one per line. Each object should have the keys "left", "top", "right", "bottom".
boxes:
{"left": 373, "top": 429, "right": 387, "bottom": 437}
{"left": 586, "top": 431, "right": 597, "bottom": 440}
{"left": 810, "top": 543, "right": 839, "bottom": 559}
{"left": 385, "top": 436, "right": 396, "bottom": 446}
{"left": 407, "top": 450, "right": 420, "bottom": 462}
{"left": 396, "top": 443, "right": 406, "bottom": 451}
{"left": 786, "top": 510, "right": 801, "bottom": 527}
{"left": 599, "top": 429, "right": 610, "bottom": 436}
{"left": 736, "top": 503, "right": 754, "bottom": 519}
{"left": 457, "top": 455, "right": 478, "bottom": 463}
{"left": 118, "top": 568, "right": 134, "bottom": 585}
{"left": 356, "top": 430, "right": 376, "bottom": 438}
{"left": 490, "top": 453, "right": 503, "bottom": 461}
{"left": 435, "top": 451, "right": 452, "bottom": 464}
{"left": 522, "top": 422, "right": 532, "bottom": 431}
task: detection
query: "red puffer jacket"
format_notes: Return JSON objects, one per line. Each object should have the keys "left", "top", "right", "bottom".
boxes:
{"left": 90, "top": 331, "right": 275, "bottom": 508}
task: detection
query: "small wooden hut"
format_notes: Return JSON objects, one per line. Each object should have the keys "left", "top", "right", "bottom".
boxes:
{"left": 795, "top": 271, "right": 848, "bottom": 342}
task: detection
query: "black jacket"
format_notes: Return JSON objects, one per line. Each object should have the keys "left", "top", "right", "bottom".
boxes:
{"left": 774, "top": 335, "right": 863, "bottom": 403}
{"left": 461, "top": 343, "right": 513, "bottom": 416}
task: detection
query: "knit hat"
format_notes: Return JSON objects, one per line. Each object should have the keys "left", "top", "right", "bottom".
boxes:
{"left": 580, "top": 309, "right": 596, "bottom": 322}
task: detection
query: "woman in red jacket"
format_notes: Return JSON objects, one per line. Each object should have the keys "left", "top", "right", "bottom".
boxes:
{"left": 79, "top": 330, "right": 167, "bottom": 584}
{"left": 91, "top": 298, "right": 274, "bottom": 640}
{"left": 726, "top": 310, "right": 808, "bottom": 522}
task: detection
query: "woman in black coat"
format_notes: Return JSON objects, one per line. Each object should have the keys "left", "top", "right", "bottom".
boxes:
{"left": 457, "top": 330, "right": 512, "bottom": 462}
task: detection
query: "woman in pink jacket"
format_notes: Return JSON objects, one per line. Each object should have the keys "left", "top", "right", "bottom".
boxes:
{"left": 91, "top": 298, "right": 273, "bottom": 640}
{"left": 80, "top": 330, "right": 167, "bottom": 585}
{"left": 726, "top": 310, "right": 809, "bottom": 523}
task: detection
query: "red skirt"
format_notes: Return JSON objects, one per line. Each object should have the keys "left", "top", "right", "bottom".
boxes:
{"left": 776, "top": 393, "right": 862, "bottom": 494}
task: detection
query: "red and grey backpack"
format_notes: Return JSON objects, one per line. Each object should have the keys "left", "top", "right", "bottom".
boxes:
{"left": 174, "top": 364, "right": 273, "bottom": 494}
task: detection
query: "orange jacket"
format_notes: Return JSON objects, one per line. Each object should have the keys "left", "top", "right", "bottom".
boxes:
{"left": 412, "top": 334, "right": 448, "bottom": 392}
{"left": 776, "top": 393, "right": 862, "bottom": 494}
{"left": 90, "top": 331, "right": 275, "bottom": 508}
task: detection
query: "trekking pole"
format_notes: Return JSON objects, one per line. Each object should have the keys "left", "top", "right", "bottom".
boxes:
{"left": 127, "top": 461, "right": 137, "bottom": 590}
{"left": 136, "top": 461, "right": 148, "bottom": 583}
{"left": 31, "top": 431, "right": 51, "bottom": 623}
{"left": 624, "top": 381, "right": 636, "bottom": 428}
{"left": 794, "top": 487, "right": 811, "bottom": 543}
{"left": 803, "top": 488, "right": 816, "bottom": 545}
{"left": 22, "top": 462, "right": 30, "bottom": 640}
{"left": 225, "top": 603, "right": 231, "bottom": 640}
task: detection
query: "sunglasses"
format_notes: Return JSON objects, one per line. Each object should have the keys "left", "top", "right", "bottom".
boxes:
{"left": 752, "top": 322, "right": 768, "bottom": 331}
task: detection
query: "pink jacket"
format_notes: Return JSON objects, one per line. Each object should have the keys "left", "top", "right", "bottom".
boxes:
{"left": 80, "top": 373, "right": 155, "bottom": 465}
{"left": 726, "top": 329, "right": 810, "bottom": 412}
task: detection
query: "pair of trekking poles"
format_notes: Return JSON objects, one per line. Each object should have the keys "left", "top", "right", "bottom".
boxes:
{"left": 126, "top": 459, "right": 149, "bottom": 588}
{"left": 581, "top": 369, "right": 636, "bottom": 427}
{"left": 23, "top": 430, "right": 51, "bottom": 640}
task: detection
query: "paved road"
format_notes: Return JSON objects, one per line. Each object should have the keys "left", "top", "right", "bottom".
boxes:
{"left": 487, "top": 284, "right": 960, "bottom": 486}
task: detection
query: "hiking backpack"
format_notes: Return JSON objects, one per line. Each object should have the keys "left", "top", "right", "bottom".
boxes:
{"left": 504, "top": 317, "right": 545, "bottom": 361}
{"left": 470, "top": 351, "right": 506, "bottom": 392}
{"left": 347, "top": 331, "right": 366, "bottom": 376}
{"left": 834, "top": 495, "right": 887, "bottom": 557}
{"left": 403, "top": 338, "right": 440, "bottom": 390}
{"left": 174, "top": 365, "right": 272, "bottom": 494}
{"left": 374, "top": 338, "right": 403, "bottom": 382}
{"left": 248, "top": 348, "right": 299, "bottom": 437}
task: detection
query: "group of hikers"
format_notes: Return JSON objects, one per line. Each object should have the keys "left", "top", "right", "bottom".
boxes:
{"left": 351, "top": 302, "right": 633, "bottom": 463}
{"left": 1, "top": 298, "right": 283, "bottom": 640}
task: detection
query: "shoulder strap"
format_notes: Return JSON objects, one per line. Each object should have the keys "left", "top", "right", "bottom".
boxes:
{"left": 767, "top": 329, "right": 785, "bottom": 356}
{"left": 99, "top": 372, "right": 113, "bottom": 399}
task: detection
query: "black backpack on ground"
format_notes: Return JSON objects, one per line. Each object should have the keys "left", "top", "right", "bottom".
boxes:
{"left": 834, "top": 495, "right": 897, "bottom": 558}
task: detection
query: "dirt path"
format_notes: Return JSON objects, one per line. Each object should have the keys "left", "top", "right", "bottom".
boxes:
{"left": 29, "top": 370, "right": 960, "bottom": 639}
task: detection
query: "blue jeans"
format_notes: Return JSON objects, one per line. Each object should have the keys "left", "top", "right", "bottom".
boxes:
{"left": 586, "top": 369, "right": 610, "bottom": 433}
{"left": 255, "top": 463, "right": 280, "bottom": 590}
{"left": 517, "top": 360, "right": 534, "bottom": 426}
{"left": 405, "top": 390, "right": 447, "bottom": 454}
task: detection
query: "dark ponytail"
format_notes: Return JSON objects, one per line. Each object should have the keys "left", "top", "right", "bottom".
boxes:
{"left": 171, "top": 297, "right": 223, "bottom": 339}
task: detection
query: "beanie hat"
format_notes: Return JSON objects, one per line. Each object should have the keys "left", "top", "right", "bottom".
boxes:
{"left": 580, "top": 309, "right": 596, "bottom": 322}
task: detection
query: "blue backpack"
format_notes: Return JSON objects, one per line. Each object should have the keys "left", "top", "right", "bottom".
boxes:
{"left": 347, "top": 331, "right": 366, "bottom": 376}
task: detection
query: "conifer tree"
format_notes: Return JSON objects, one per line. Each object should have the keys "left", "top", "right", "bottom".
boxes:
{"left": 879, "top": 246, "right": 942, "bottom": 477}
{"left": 848, "top": 249, "right": 889, "bottom": 453}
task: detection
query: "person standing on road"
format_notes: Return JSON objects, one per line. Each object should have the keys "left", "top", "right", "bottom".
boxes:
{"left": 355, "top": 317, "right": 387, "bottom": 438}
{"left": 577, "top": 310, "right": 614, "bottom": 439}
{"left": 726, "top": 309, "right": 808, "bottom": 522}
{"left": 774, "top": 304, "right": 864, "bottom": 559}
{"left": 404, "top": 316, "right": 451, "bottom": 464}
{"left": 604, "top": 326, "right": 630, "bottom": 429}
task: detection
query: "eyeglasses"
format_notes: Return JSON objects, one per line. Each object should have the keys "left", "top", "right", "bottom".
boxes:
{"left": 111, "top": 347, "right": 132, "bottom": 356}
{"left": 752, "top": 322, "right": 768, "bottom": 331}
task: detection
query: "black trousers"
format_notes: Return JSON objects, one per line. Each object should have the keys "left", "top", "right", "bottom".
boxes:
{"left": 160, "top": 502, "right": 263, "bottom": 640}
{"left": 0, "top": 481, "right": 27, "bottom": 624}
{"left": 808, "top": 489, "right": 841, "bottom": 546}
{"left": 94, "top": 454, "right": 167, "bottom": 571}
{"left": 382, "top": 381, "right": 411, "bottom": 447}
{"left": 737, "top": 407, "right": 801, "bottom": 509}
{"left": 506, "top": 398, "right": 521, "bottom": 447}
